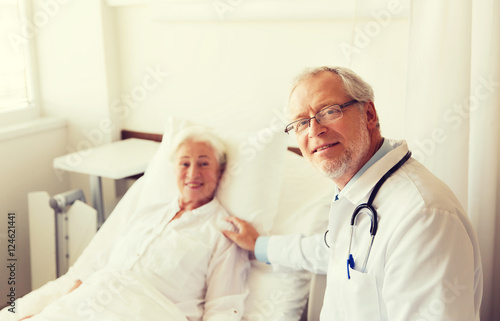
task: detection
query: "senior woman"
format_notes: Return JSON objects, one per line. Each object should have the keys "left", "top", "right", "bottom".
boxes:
{"left": 5, "top": 127, "right": 249, "bottom": 321}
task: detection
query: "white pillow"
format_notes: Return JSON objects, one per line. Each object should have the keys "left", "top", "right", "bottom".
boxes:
{"left": 243, "top": 261, "right": 311, "bottom": 321}
{"left": 271, "top": 152, "right": 334, "bottom": 235}
{"left": 137, "top": 116, "right": 288, "bottom": 234}
{"left": 243, "top": 151, "right": 334, "bottom": 321}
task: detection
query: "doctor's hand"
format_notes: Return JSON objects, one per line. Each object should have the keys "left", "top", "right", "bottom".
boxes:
{"left": 223, "top": 217, "right": 260, "bottom": 252}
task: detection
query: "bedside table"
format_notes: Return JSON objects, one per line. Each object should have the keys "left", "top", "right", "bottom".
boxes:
{"left": 53, "top": 138, "right": 160, "bottom": 228}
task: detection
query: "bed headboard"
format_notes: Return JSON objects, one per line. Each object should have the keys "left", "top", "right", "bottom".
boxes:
{"left": 120, "top": 129, "right": 302, "bottom": 156}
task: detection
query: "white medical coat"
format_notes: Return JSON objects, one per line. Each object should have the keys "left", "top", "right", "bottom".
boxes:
{"left": 8, "top": 198, "right": 249, "bottom": 321}
{"left": 267, "top": 140, "right": 482, "bottom": 321}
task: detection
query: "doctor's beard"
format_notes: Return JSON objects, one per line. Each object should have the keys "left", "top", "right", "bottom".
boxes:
{"left": 312, "top": 118, "right": 371, "bottom": 182}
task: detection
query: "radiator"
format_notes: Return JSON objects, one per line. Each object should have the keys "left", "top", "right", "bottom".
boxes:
{"left": 28, "top": 190, "right": 97, "bottom": 291}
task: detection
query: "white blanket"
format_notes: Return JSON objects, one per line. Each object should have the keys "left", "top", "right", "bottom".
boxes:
{"left": 27, "top": 270, "right": 188, "bottom": 321}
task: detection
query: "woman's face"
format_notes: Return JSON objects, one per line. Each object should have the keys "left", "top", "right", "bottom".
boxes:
{"left": 174, "top": 141, "right": 221, "bottom": 208}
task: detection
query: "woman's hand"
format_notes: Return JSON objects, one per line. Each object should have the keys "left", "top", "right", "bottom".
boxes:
{"left": 17, "top": 280, "right": 82, "bottom": 320}
{"left": 222, "top": 217, "right": 260, "bottom": 252}
{"left": 68, "top": 280, "right": 82, "bottom": 293}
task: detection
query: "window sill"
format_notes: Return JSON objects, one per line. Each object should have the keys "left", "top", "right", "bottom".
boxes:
{"left": 0, "top": 116, "right": 66, "bottom": 142}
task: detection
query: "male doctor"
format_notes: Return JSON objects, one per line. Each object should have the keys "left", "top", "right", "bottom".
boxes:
{"left": 224, "top": 66, "right": 483, "bottom": 320}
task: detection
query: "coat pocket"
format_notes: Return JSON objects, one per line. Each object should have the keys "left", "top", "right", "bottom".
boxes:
{"left": 340, "top": 267, "right": 381, "bottom": 321}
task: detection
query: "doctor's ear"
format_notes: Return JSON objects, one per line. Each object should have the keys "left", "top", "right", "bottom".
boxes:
{"left": 363, "top": 101, "right": 379, "bottom": 130}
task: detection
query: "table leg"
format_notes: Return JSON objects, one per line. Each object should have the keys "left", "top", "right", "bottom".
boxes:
{"left": 89, "top": 175, "right": 105, "bottom": 229}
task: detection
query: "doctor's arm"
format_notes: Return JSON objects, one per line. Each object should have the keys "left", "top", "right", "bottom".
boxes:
{"left": 223, "top": 217, "right": 329, "bottom": 274}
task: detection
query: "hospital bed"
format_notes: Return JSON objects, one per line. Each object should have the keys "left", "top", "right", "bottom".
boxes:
{"left": 121, "top": 125, "right": 332, "bottom": 321}
{"left": 19, "top": 118, "right": 332, "bottom": 321}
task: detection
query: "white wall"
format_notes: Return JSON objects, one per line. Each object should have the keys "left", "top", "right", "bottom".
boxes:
{"left": 114, "top": 5, "right": 409, "bottom": 140}
{"left": 33, "top": 0, "right": 121, "bottom": 216}
{"left": 0, "top": 126, "right": 69, "bottom": 305}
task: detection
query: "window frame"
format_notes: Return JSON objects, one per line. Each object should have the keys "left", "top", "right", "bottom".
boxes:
{"left": 0, "top": 0, "right": 41, "bottom": 127}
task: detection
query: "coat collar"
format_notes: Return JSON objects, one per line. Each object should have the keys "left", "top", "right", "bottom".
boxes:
{"left": 339, "top": 139, "right": 410, "bottom": 205}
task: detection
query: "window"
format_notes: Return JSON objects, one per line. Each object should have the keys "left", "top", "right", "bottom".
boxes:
{"left": 0, "top": 0, "right": 38, "bottom": 125}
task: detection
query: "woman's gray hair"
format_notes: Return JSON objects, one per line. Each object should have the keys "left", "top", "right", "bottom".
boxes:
{"left": 289, "top": 66, "right": 374, "bottom": 111}
{"left": 170, "top": 126, "right": 228, "bottom": 171}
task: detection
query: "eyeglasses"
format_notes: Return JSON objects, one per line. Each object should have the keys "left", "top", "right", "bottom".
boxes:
{"left": 284, "top": 100, "right": 359, "bottom": 134}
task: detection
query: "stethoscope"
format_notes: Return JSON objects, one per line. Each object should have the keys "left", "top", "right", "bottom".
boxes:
{"left": 323, "top": 151, "right": 412, "bottom": 279}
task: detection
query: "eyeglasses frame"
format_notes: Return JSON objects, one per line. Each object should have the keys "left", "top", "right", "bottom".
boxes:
{"left": 284, "top": 100, "right": 359, "bottom": 134}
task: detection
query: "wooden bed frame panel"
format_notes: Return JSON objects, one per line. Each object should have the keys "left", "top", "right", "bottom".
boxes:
{"left": 121, "top": 129, "right": 163, "bottom": 142}
{"left": 121, "top": 129, "right": 302, "bottom": 156}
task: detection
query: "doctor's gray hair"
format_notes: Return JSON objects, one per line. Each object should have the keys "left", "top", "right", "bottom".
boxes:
{"left": 170, "top": 126, "right": 228, "bottom": 171}
{"left": 288, "top": 66, "right": 375, "bottom": 113}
